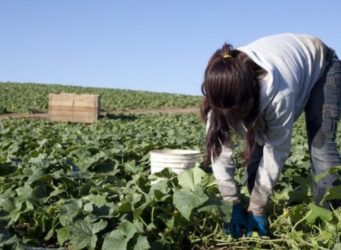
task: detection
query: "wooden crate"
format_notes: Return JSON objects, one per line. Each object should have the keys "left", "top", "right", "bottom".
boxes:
{"left": 48, "top": 93, "right": 100, "bottom": 123}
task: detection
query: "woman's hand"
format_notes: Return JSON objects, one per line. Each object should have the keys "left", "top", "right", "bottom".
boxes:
{"left": 246, "top": 213, "right": 268, "bottom": 237}
{"left": 223, "top": 203, "right": 247, "bottom": 239}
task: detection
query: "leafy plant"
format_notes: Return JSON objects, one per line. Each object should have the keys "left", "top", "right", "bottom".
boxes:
{"left": 1, "top": 90, "right": 341, "bottom": 249}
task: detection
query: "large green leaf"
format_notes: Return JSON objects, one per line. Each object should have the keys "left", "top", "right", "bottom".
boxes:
{"left": 16, "top": 184, "right": 33, "bottom": 202}
{"left": 102, "top": 221, "right": 138, "bottom": 250}
{"left": 288, "top": 204, "right": 308, "bottom": 224}
{"left": 177, "top": 166, "right": 213, "bottom": 191}
{"left": 148, "top": 178, "right": 172, "bottom": 205}
{"left": 133, "top": 235, "right": 150, "bottom": 250}
{"left": 70, "top": 219, "right": 107, "bottom": 249}
{"left": 306, "top": 203, "right": 333, "bottom": 225}
{"left": 334, "top": 243, "right": 341, "bottom": 250}
{"left": 59, "top": 200, "right": 81, "bottom": 226}
{"left": 74, "top": 151, "right": 108, "bottom": 171}
{"left": 198, "top": 196, "right": 232, "bottom": 223}
{"left": 84, "top": 194, "right": 108, "bottom": 207}
{"left": 0, "top": 196, "right": 15, "bottom": 213}
{"left": 173, "top": 186, "right": 208, "bottom": 220}
{"left": 323, "top": 185, "right": 341, "bottom": 201}
{"left": 56, "top": 227, "right": 70, "bottom": 246}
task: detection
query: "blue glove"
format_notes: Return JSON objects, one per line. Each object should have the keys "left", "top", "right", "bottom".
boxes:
{"left": 223, "top": 203, "right": 247, "bottom": 239}
{"left": 246, "top": 213, "right": 268, "bottom": 237}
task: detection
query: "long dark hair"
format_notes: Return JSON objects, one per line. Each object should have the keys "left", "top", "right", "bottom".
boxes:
{"left": 200, "top": 43, "right": 266, "bottom": 167}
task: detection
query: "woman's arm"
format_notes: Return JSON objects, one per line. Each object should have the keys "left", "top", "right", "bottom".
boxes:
{"left": 205, "top": 114, "right": 240, "bottom": 203}
{"left": 248, "top": 93, "right": 295, "bottom": 215}
{"left": 211, "top": 145, "right": 240, "bottom": 203}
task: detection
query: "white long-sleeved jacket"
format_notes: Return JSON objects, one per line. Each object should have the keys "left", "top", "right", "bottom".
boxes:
{"left": 209, "top": 33, "right": 328, "bottom": 214}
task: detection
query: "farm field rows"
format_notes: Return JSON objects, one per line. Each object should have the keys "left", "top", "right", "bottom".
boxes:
{"left": 0, "top": 83, "right": 200, "bottom": 114}
{"left": 1, "top": 83, "right": 341, "bottom": 249}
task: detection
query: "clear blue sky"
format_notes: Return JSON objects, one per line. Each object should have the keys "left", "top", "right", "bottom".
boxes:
{"left": 0, "top": 1, "right": 340, "bottom": 95}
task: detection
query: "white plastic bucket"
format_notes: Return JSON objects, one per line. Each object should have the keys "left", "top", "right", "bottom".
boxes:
{"left": 150, "top": 149, "right": 202, "bottom": 174}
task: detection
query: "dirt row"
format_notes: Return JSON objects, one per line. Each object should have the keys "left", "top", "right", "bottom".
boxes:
{"left": 0, "top": 107, "right": 200, "bottom": 121}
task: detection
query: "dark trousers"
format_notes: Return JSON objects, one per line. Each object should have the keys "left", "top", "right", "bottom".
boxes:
{"left": 305, "top": 48, "right": 341, "bottom": 204}
{"left": 247, "top": 48, "right": 341, "bottom": 206}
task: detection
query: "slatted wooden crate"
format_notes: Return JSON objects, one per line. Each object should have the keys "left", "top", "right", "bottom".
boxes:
{"left": 48, "top": 93, "right": 100, "bottom": 123}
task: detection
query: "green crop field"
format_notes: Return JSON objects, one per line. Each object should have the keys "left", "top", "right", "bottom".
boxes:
{"left": 0, "top": 82, "right": 200, "bottom": 114}
{"left": 1, "top": 83, "right": 341, "bottom": 249}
